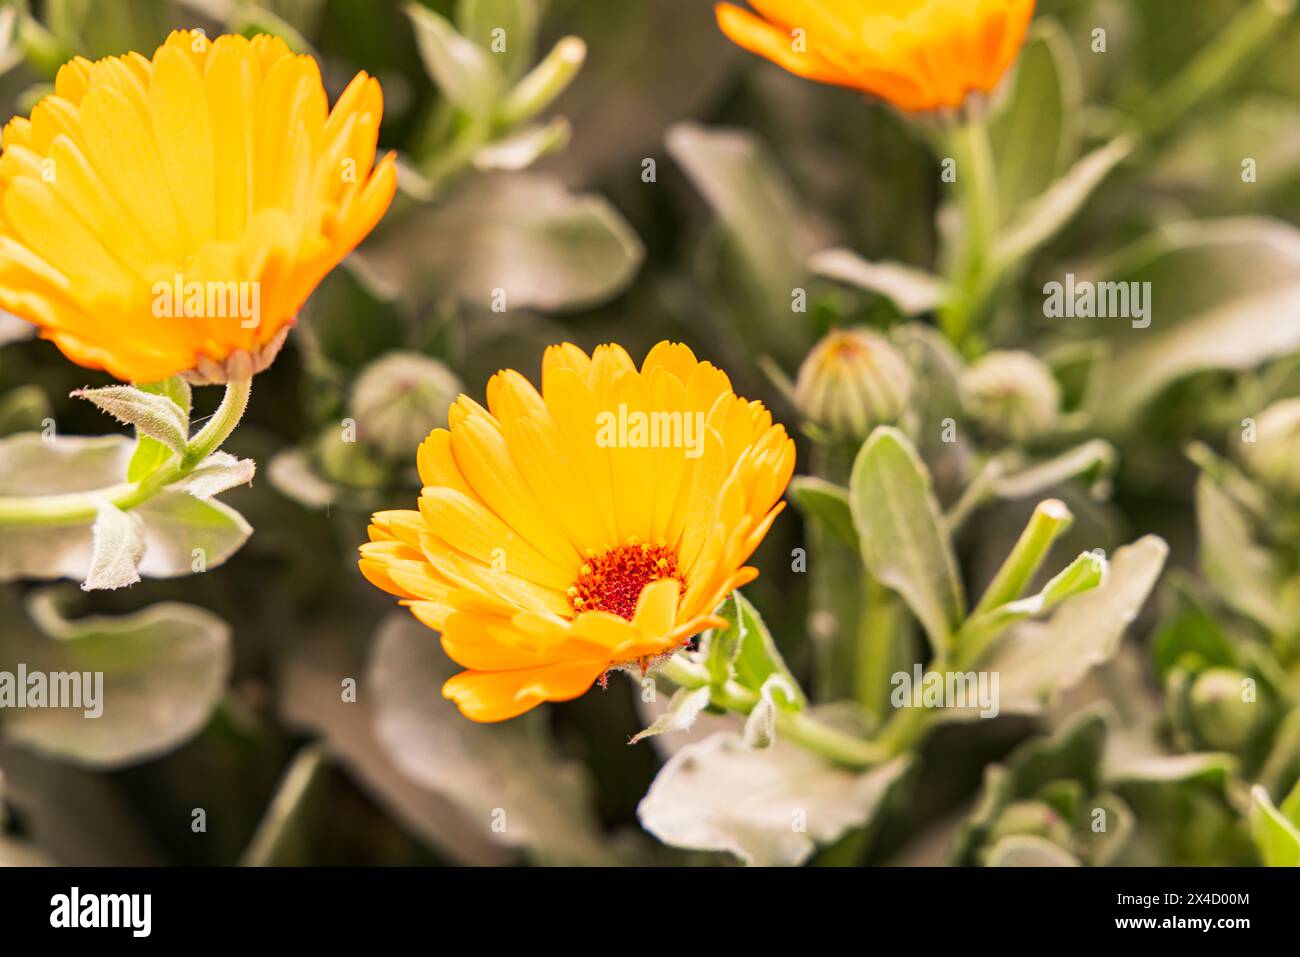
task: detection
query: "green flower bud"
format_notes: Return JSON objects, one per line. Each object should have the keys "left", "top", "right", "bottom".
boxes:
{"left": 960, "top": 351, "right": 1061, "bottom": 444}
{"left": 1189, "top": 667, "right": 1264, "bottom": 752}
{"left": 985, "top": 800, "right": 1074, "bottom": 851}
{"left": 794, "top": 328, "right": 912, "bottom": 441}
{"left": 314, "top": 429, "right": 388, "bottom": 489}
{"left": 1240, "top": 398, "right": 1300, "bottom": 501}
{"left": 349, "top": 352, "right": 462, "bottom": 461}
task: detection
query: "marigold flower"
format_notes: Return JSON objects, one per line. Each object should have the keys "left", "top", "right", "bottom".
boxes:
{"left": 360, "top": 341, "right": 796, "bottom": 722}
{"left": 715, "top": 0, "right": 1036, "bottom": 112}
{"left": 0, "top": 30, "right": 396, "bottom": 383}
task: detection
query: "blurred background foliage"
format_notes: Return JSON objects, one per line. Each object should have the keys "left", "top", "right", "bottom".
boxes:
{"left": 1, "top": 0, "right": 1299, "bottom": 866}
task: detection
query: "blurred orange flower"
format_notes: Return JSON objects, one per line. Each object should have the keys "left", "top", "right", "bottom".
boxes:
{"left": 360, "top": 341, "right": 795, "bottom": 722}
{"left": 0, "top": 30, "right": 396, "bottom": 383}
{"left": 715, "top": 0, "right": 1036, "bottom": 112}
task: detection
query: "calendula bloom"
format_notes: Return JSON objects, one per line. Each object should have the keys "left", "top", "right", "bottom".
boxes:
{"left": 0, "top": 29, "right": 396, "bottom": 383}
{"left": 360, "top": 341, "right": 796, "bottom": 722}
{"left": 715, "top": 0, "right": 1036, "bottom": 112}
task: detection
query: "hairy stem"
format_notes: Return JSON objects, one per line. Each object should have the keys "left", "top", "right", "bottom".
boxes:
{"left": 658, "top": 657, "right": 892, "bottom": 769}
{"left": 0, "top": 377, "right": 252, "bottom": 526}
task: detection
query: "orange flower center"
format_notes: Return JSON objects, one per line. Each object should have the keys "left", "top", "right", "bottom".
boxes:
{"left": 568, "top": 541, "right": 683, "bottom": 620}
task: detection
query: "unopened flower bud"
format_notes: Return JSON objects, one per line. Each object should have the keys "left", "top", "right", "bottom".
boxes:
{"left": 794, "top": 328, "right": 912, "bottom": 441}
{"left": 984, "top": 800, "right": 1074, "bottom": 852}
{"left": 1240, "top": 398, "right": 1300, "bottom": 501}
{"left": 349, "top": 352, "right": 462, "bottom": 461}
{"left": 959, "top": 350, "right": 1060, "bottom": 444}
{"left": 1189, "top": 667, "right": 1263, "bottom": 752}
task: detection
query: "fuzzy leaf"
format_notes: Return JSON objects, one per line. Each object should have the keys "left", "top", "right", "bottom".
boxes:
{"left": 850, "top": 427, "right": 965, "bottom": 652}
{"left": 0, "top": 590, "right": 231, "bottom": 768}
{"left": 367, "top": 615, "right": 617, "bottom": 864}
{"left": 170, "top": 451, "right": 256, "bottom": 499}
{"left": 73, "top": 385, "right": 188, "bottom": 454}
{"left": 985, "top": 835, "right": 1081, "bottom": 866}
{"left": 808, "top": 248, "right": 947, "bottom": 315}
{"left": 407, "top": 3, "right": 502, "bottom": 114}
{"left": 82, "top": 503, "right": 145, "bottom": 591}
{"left": 993, "top": 137, "right": 1133, "bottom": 270}
{"left": 787, "top": 476, "right": 856, "bottom": 548}
{"left": 980, "top": 537, "right": 1167, "bottom": 715}
{"left": 992, "top": 440, "right": 1117, "bottom": 501}
{"left": 629, "top": 685, "right": 712, "bottom": 745}
{"left": 1250, "top": 784, "right": 1300, "bottom": 867}
{"left": 716, "top": 591, "right": 806, "bottom": 707}
{"left": 126, "top": 377, "right": 191, "bottom": 481}
{"left": 457, "top": 0, "right": 540, "bottom": 82}
{"left": 637, "top": 731, "right": 910, "bottom": 866}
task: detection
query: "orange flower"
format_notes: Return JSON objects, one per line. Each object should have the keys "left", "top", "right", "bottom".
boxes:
{"left": 715, "top": 0, "right": 1036, "bottom": 112}
{"left": 0, "top": 30, "right": 396, "bottom": 383}
{"left": 360, "top": 341, "right": 796, "bottom": 722}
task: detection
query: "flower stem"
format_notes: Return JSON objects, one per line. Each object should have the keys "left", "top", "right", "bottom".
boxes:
{"left": 657, "top": 656, "right": 891, "bottom": 769}
{"left": 971, "top": 498, "right": 1073, "bottom": 617}
{"left": 0, "top": 377, "right": 252, "bottom": 526}
{"left": 938, "top": 113, "right": 999, "bottom": 350}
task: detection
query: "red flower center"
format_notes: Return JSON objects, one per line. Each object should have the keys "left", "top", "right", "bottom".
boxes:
{"left": 568, "top": 541, "right": 683, "bottom": 620}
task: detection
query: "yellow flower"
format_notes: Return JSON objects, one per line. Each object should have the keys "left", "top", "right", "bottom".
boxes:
{"left": 0, "top": 30, "right": 396, "bottom": 383}
{"left": 715, "top": 0, "right": 1036, "bottom": 112}
{"left": 360, "top": 341, "right": 796, "bottom": 722}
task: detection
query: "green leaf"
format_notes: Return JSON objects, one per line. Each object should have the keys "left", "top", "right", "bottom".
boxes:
{"left": 991, "top": 440, "right": 1117, "bottom": 501}
{"left": 1087, "top": 791, "right": 1137, "bottom": 866}
{"left": 1087, "top": 219, "right": 1300, "bottom": 428}
{"left": 0, "top": 435, "right": 252, "bottom": 583}
{"left": 473, "top": 117, "right": 570, "bottom": 171}
{"left": 82, "top": 503, "right": 145, "bottom": 591}
{"left": 352, "top": 172, "right": 644, "bottom": 313}
{"left": 239, "top": 745, "right": 328, "bottom": 867}
{"left": 133, "top": 492, "right": 252, "bottom": 577}
{"left": 1195, "top": 472, "right": 1290, "bottom": 635}
{"left": 169, "top": 451, "right": 256, "bottom": 500}
{"left": 1250, "top": 784, "right": 1300, "bottom": 866}
{"left": 1260, "top": 708, "right": 1300, "bottom": 798}
{"left": 718, "top": 591, "right": 806, "bottom": 708}
{"left": 1105, "top": 748, "right": 1238, "bottom": 789}
{"left": 965, "top": 550, "right": 1108, "bottom": 644}
{"left": 787, "top": 476, "right": 855, "bottom": 548}
{"left": 952, "top": 708, "right": 1110, "bottom": 864}
{"left": 993, "top": 136, "right": 1133, "bottom": 271}
{"left": 637, "top": 730, "right": 910, "bottom": 866}
{"left": 989, "top": 19, "right": 1082, "bottom": 222}
{"left": 629, "top": 685, "right": 712, "bottom": 745}
{"left": 849, "top": 427, "right": 964, "bottom": 652}
{"left": 890, "top": 322, "right": 964, "bottom": 465}
{"left": 0, "top": 435, "right": 133, "bottom": 582}
{"left": 367, "top": 615, "right": 617, "bottom": 865}
{"left": 127, "top": 377, "right": 191, "bottom": 482}
{"left": 666, "top": 122, "right": 811, "bottom": 359}
{"left": 407, "top": 2, "right": 502, "bottom": 115}
{"left": 457, "top": 0, "right": 540, "bottom": 82}
{"left": 0, "top": 590, "right": 231, "bottom": 767}
{"left": 972, "top": 536, "right": 1168, "bottom": 716}
{"left": 984, "top": 835, "right": 1081, "bottom": 866}
{"left": 808, "top": 247, "right": 948, "bottom": 315}
{"left": 73, "top": 384, "right": 189, "bottom": 454}
{"left": 1152, "top": 573, "right": 1236, "bottom": 680}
